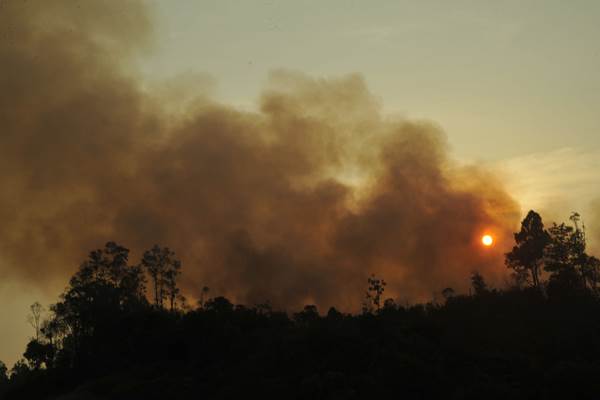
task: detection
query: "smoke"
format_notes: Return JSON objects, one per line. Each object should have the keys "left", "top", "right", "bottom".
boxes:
{"left": 0, "top": 0, "right": 520, "bottom": 310}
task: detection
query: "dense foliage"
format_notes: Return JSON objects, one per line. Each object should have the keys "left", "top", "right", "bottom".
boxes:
{"left": 2, "top": 210, "right": 600, "bottom": 400}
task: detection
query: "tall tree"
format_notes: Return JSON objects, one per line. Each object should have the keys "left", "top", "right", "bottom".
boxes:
{"left": 565, "top": 212, "right": 600, "bottom": 290}
{"left": 55, "top": 242, "right": 146, "bottom": 339}
{"left": 141, "top": 245, "right": 182, "bottom": 309}
{"left": 362, "top": 274, "right": 386, "bottom": 313}
{"left": 197, "top": 286, "right": 210, "bottom": 309}
{"left": 544, "top": 219, "right": 588, "bottom": 292}
{"left": 27, "top": 302, "right": 44, "bottom": 341}
{"left": 43, "top": 242, "right": 148, "bottom": 372}
{"left": 505, "top": 210, "right": 550, "bottom": 289}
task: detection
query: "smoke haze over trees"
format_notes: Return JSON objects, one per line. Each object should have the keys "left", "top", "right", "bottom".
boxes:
{"left": 0, "top": 0, "right": 523, "bottom": 314}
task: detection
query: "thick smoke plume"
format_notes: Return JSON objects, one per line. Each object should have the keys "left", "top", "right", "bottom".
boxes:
{"left": 0, "top": 1, "right": 520, "bottom": 310}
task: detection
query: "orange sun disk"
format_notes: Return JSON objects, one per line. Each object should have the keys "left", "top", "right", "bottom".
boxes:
{"left": 482, "top": 234, "right": 494, "bottom": 247}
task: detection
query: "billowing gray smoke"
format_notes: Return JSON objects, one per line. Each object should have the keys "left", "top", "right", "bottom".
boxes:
{"left": 0, "top": 0, "right": 520, "bottom": 310}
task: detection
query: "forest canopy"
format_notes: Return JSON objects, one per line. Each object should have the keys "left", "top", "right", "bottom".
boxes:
{"left": 1, "top": 210, "right": 600, "bottom": 399}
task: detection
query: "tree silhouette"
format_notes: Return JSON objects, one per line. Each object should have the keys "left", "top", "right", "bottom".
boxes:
{"left": 382, "top": 297, "right": 397, "bottom": 311}
{"left": 23, "top": 339, "right": 53, "bottom": 370}
{"left": 50, "top": 241, "right": 146, "bottom": 369}
{"left": 40, "top": 316, "right": 66, "bottom": 350}
{"left": 9, "top": 360, "right": 30, "bottom": 380}
{"left": 4, "top": 218, "right": 600, "bottom": 399}
{"left": 141, "top": 245, "right": 182, "bottom": 309}
{"left": 0, "top": 360, "right": 7, "bottom": 384}
{"left": 442, "top": 287, "right": 455, "bottom": 301}
{"left": 582, "top": 255, "right": 600, "bottom": 290}
{"left": 545, "top": 223, "right": 577, "bottom": 272}
{"left": 197, "top": 286, "right": 210, "bottom": 309}
{"left": 471, "top": 272, "right": 488, "bottom": 296}
{"left": 294, "top": 304, "right": 319, "bottom": 324}
{"left": 27, "top": 302, "right": 44, "bottom": 341}
{"left": 566, "top": 212, "right": 600, "bottom": 290}
{"left": 362, "top": 274, "right": 386, "bottom": 313}
{"left": 506, "top": 210, "right": 550, "bottom": 289}
{"left": 203, "top": 296, "right": 234, "bottom": 313}
{"left": 544, "top": 222, "right": 587, "bottom": 295}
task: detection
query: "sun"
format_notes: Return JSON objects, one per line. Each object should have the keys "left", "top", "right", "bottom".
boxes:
{"left": 481, "top": 234, "right": 494, "bottom": 247}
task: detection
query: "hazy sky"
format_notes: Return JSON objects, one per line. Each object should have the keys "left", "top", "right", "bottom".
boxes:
{"left": 1, "top": 0, "right": 600, "bottom": 368}
{"left": 139, "top": 0, "right": 600, "bottom": 219}
{"left": 142, "top": 0, "right": 600, "bottom": 161}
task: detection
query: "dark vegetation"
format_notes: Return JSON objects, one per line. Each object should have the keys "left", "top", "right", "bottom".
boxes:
{"left": 2, "top": 211, "right": 600, "bottom": 399}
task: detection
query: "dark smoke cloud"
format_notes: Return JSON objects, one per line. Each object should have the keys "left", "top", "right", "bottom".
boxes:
{"left": 0, "top": 0, "right": 520, "bottom": 310}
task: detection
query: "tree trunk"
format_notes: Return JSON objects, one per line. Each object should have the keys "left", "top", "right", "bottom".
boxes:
{"left": 153, "top": 274, "right": 159, "bottom": 307}
{"left": 531, "top": 263, "right": 540, "bottom": 289}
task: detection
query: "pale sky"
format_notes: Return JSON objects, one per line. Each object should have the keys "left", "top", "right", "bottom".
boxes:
{"left": 141, "top": 0, "right": 600, "bottom": 161}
